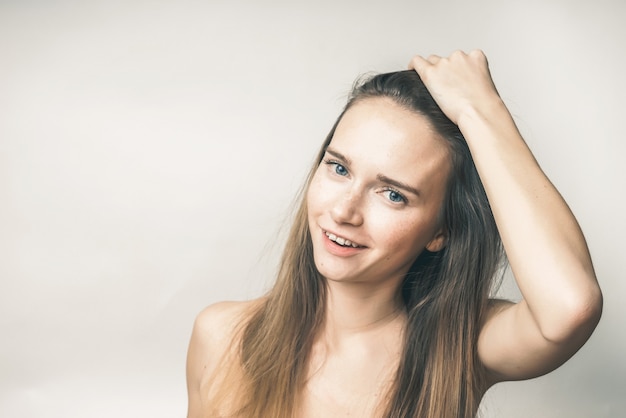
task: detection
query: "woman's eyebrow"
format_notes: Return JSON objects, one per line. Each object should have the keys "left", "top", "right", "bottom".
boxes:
{"left": 325, "top": 147, "right": 351, "bottom": 165}
{"left": 377, "top": 174, "right": 421, "bottom": 197}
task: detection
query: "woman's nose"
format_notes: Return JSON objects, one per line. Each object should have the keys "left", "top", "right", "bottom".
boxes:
{"left": 330, "top": 190, "right": 364, "bottom": 226}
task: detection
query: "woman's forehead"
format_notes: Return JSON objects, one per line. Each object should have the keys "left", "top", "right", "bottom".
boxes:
{"left": 333, "top": 99, "right": 449, "bottom": 161}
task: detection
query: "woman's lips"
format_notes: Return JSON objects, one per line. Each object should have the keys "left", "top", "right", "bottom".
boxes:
{"left": 322, "top": 229, "right": 366, "bottom": 256}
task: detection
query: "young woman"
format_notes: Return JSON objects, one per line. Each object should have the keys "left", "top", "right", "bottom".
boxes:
{"left": 186, "top": 50, "right": 602, "bottom": 417}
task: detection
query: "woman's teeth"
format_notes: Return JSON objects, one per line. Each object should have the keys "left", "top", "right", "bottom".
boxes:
{"left": 325, "top": 232, "right": 360, "bottom": 248}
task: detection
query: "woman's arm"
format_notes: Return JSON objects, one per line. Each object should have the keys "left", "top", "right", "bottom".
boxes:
{"left": 410, "top": 50, "right": 602, "bottom": 382}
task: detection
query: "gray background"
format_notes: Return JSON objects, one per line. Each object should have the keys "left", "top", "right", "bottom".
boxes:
{"left": 1, "top": 0, "right": 624, "bottom": 416}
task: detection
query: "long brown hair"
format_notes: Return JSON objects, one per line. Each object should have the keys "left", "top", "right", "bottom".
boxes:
{"left": 209, "top": 70, "right": 505, "bottom": 417}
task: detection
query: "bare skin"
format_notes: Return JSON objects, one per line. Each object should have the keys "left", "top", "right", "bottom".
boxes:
{"left": 187, "top": 300, "right": 408, "bottom": 418}
{"left": 186, "top": 50, "right": 603, "bottom": 417}
{"left": 186, "top": 301, "right": 250, "bottom": 417}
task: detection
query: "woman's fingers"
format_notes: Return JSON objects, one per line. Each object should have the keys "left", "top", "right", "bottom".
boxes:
{"left": 408, "top": 53, "right": 448, "bottom": 79}
{"left": 407, "top": 54, "right": 429, "bottom": 71}
{"left": 408, "top": 54, "right": 440, "bottom": 82}
{"left": 410, "top": 50, "right": 485, "bottom": 69}
{"left": 426, "top": 54, "right": 442, "bottom": 64}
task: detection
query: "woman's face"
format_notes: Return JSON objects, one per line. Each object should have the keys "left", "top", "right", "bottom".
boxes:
{"left": 307, "top": 97, "right": 451, "bottom": 288}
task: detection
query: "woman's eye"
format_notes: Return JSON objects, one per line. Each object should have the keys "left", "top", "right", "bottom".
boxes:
{"left": 334, "top": 164, "right": 348, "bottom": 176}
{"left": 383, "top": 188, "right": 407, "bottom": 204}
{"left": 323, "top": 159, "right": 349, "bottom": 177}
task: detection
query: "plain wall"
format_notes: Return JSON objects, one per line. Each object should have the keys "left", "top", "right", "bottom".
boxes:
{"left": 1, "top": 0, "right": 624, "bottom": 416}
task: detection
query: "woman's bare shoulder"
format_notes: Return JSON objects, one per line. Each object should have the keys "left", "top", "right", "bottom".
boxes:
{"left": 191, "top": 299, "right": 261, "bottom": 350}
{"left": 186, "top": 299, "right": 262, "bottom": 391}
{"left": 187, "top": 298, "right": 266, "bottom": 417}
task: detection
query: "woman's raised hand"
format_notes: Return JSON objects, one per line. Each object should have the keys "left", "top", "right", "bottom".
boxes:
{"left": 409, "top": 50, "right": 502, "bottom": 126}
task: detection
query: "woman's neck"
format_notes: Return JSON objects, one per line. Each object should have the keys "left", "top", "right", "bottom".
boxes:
{"left": 320, "top": 280, "right": 407, "bottom": 349}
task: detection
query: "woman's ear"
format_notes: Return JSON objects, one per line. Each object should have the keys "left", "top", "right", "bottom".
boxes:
{"left": 425, "top": 228, "right": 447, "bottom": 252}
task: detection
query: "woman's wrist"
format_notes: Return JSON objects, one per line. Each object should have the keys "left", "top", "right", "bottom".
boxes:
{"left": 456, "top": 95, "right": 510, "bottom": 135}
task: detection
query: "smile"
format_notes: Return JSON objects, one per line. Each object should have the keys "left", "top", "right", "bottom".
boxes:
{"left": 324, "top": 231, "right": 364, "bottom": 248}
